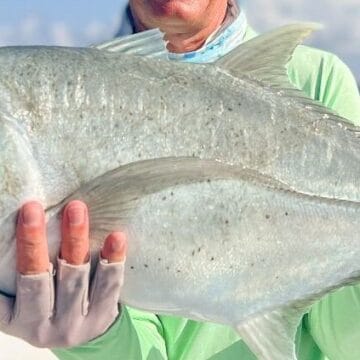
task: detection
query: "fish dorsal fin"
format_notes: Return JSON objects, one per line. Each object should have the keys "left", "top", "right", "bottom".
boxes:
{"left": 91, "top": 28, "right": 168, "bottom": 59}
{"left": 217, "top": 22, "right": 360, "bottom": 131}
{"left": 216, "top": 22, "right": 321, "bottom": 88}
{"left": 236, "top": 305, "right": 309, "bottom": 360}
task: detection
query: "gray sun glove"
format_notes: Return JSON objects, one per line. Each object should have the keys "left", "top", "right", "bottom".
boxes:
{"left": 0, "top": 257, "right": 125, "bottom": 348}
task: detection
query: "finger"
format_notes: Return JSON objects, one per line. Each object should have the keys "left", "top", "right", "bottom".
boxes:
{"left": 61, "top": 200, "right": 89, "bottom": 265}
{"left": 14, "top": 270, "right": 54, "bottom": 324}
{"left": 101, "top": 232, "right": 127, "bottom": 263}
{"left": 16, "top": 201, "right": 50, "bottom": 275}
{"left": 88, "top": 256, "right": 125, "bottom": 327}
{"left": 55, "top": 259, "right": 90, "bottom": 320}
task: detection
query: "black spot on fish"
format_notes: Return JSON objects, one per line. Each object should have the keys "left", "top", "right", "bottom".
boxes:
{"left": 198, "top": 247, "right": 201, "bottom": 252}
{"left": 192, "top": 250, "right": 195, "bottom": 256}
{"left": 265, "top": 214, "right": 270, "bottom": 219}
{"left": 229, "top": 265, "right": 233, "bottom": 269}
{"left": 162, "top": 196, "right": 167, "bottom": 201}
{"left": 158, "top": 258, "right": 161, "bottom": 261}
{"left": 225, "top": 219, "right": 229, "bottom": 225}
{"left": 67, "top": 80, "right": 72, "bottom": 87}
{"left": 138, "top": 153, "right": 142, "bottom": 157}
{"left": 207, "top": 179, "right": 211, "bottom": 183}
{"left": 275, "top": 276, "right": 279, "bottom": 279}
{"left": 250, "top": 262, "right": 254, "bottom": 267}
{"left": 192, "top": 152, "right": 196, "bottom": 157}
{"left": 130, "top": 266, "right": 134, "bottom": 270}
{"left": 170, "top": 191, "right": 174, "bottom": 196}
{"left": 210, "top": 257, "right": 214, "bottom": 261}
{"left": 228, "top": 107, "right": 233, "bottom": 112}
{"left": 285, "top": 212, "right": 288, "bottom": 216}
{"left": 144, "top": 264, "right": 148, "bottom": 268}
{"left": 238, "top": 102, "right": 242, "bottom": 106}
{"left": 166, "top": 266, "right": 170, "bottom": 270}
{"left": 177, "top": 270, "right": 181, "bottom": 273}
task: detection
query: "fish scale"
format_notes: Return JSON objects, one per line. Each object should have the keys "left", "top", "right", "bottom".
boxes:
{"left": 0, "top": 24, "right": 359, "bottom": 359}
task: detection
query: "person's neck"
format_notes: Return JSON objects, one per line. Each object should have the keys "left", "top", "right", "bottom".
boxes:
{"left": 131, "top": 2, "right": 228, "bottom": 53}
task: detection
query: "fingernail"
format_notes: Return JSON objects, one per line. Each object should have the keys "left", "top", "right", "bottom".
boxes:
{"left": 110, "top": 233, "right": 126, "bottom": 251}
{"left": 102, "top": 232, "right": 127, "bottom": 262}
{"left": 22, "top": 202, "right": 43, "bottom": 226}
{"left": 67, "top": 203, "right": 86, "bottom": 225}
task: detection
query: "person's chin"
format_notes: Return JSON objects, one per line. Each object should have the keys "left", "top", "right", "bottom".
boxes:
{"left": 146, "top": 0, "right": 208, "bottom": 20}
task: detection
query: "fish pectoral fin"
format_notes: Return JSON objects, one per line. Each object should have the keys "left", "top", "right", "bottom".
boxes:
{"left": 215, "top": 22, "right": 320, "bottom": 89}
{"left": 91, "top": 28, "right": 168, "bottom": 59}
{"left": 235, "top": 306, "right": 308, "bottom": 360}
{"left": 52, "top": 157, "right": 236, "bottom": 242}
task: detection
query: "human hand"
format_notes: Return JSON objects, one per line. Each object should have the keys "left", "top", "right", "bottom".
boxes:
{"left": 0, "top": 200, "right": 127, "bottom": 348}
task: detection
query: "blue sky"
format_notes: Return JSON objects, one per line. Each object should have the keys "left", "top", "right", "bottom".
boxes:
{"left": 0, "top": 0, "right": 126, "bottom": 32}
{"left": 0, "top": 0, "right": 358, "bottom": 81}
{"left": 0, "top": 0, "right": 127, "bottom": 46}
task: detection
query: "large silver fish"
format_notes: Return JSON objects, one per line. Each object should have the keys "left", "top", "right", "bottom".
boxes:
{"left": 0, "top": 23, "right": 359, "bottom": 359}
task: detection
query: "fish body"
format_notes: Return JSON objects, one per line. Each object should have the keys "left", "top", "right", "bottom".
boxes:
{"left": 0, "top": 24, "right": 359, "bottom": 359}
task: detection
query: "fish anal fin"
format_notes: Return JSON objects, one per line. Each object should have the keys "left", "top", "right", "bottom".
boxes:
{"left": 236, "top": 306, "right": 309, "bottom": 360}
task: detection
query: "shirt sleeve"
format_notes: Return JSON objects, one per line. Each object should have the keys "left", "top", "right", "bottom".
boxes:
{"left": 51, "top": 306, "right": 167, "bottom": 360}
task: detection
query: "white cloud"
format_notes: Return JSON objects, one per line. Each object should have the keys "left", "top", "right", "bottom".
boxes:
{"left": 50, "top": 21, "right": 75, "bottom": 46}
{"left": 20, "top": 14, "right": 40, "bottom": 41}
{"left": 0, "top": 12, "right": 121, "bottom": 47}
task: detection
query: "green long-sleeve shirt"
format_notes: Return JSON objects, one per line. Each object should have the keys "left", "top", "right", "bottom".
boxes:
{"left": 53, "top": 28, "right": 360, "bottom": 360}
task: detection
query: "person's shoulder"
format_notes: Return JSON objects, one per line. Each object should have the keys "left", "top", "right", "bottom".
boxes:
{"left": 288, "top": 44, "right": 348, "bottom": 90}
{"left": 244, "top": 24, "right": 360, "bottom": 123}
{"left": 288, "top": 45, "right": 360, "bottom": 124}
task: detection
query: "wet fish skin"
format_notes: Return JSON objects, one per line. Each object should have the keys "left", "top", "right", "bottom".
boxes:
{"left": 0, "top": 24, "right": 359, "bottom": 359}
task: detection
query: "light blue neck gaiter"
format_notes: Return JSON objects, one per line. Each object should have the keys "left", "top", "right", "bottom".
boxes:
{"left": 116, "top": 0, "right": 248, "bottom": 64}
{"left": 168, "top": 0, "right": 247, "bottom": 63}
